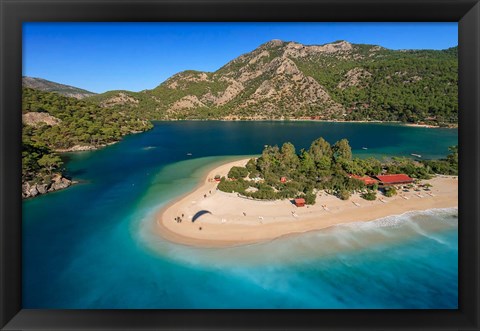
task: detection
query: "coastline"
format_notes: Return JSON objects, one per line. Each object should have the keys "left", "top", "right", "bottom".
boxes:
{"left": 29, "top": 119, "right": 456, "bottom": 200}
{"left": 52, "top": 119, "right": 457, "bottom": 154}
{"left": 155, "top": 158, "right": 458, "bottom": 248}
{"left": 155, "top": 118, "right": 457, "bottom": 128}
{"left": 23, "top": 142, "right": 119, "bottom": 199}
{"left": 55, "top": 134, "right": 140, "bottom": 153}
{"left": 24, "top": 130, "right": 152, "bottom": 199}
{"left": 53, "top": 119, "right": 456, "bottom": 155}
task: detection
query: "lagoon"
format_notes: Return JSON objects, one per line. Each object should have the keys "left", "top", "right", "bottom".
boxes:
{"left": 22, "top": 121, "right": 458, "bottom": 308}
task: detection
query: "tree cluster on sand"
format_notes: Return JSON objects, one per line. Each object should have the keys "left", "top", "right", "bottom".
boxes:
{"left": 217, "top": 137, "right": 458, "bottom": 205}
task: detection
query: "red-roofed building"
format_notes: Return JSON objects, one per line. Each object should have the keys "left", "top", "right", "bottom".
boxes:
{"left": 375, "top": 174, "right": 414, "bottom": 186}
{"left": 280, "top": 177, "right": 287, "bottom": 183}
{"left": 349, "top": 175, "right": 378, "bottom": 186}
{"left": 294, "top": 198, "right": 305, "bottom": 207}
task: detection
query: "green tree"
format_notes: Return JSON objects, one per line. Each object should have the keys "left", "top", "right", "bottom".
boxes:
{"left": 37, "top": 154, "right": 63, "bottom": 175}
{"left": 245, "top": 158, "right": 257, "bottom": 174}
{"left": 304, "top": 192, "right": 317, "bottom": 205}
{"left": 298, "top": 149, "right": 315, "bottom": 176}
{"left": 332, "top": 139, "right": 352, "bottom": 162}
{"left": 447, "top": 145, "right": 458, "bottom": 168}
{"left": 337, "top": 189, "right": 351, "bottom": 200}
{"left": 228, "top": 166, "right": 249, "bottom": 179}
{"left": 361, "top": 190, "right": 377, "bottom": 201}
{"left": 217, "top": 177, "right": 249, "bottom": 193}
{"left": 280, "top": 142, "right": 299, "bottom": 173}
{"left": 384, "top": 186, "right": 397, "bottom": 197}
{"left": 309, "top": 137, "right": 333, "bottom": 162}
{"left": 257, "top": 145, "right": 281, "bottom": 175}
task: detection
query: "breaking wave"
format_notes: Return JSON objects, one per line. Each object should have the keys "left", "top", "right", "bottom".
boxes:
{"left": 138, "top": 207, "right": 458, "bottom": 269}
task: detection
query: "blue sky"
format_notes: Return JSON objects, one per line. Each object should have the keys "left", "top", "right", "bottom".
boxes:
{"left": 23, "top": 22, "right": 458, "bottom": 93}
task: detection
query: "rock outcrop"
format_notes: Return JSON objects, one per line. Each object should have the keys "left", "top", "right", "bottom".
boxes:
{"left": 337, "top": 67, "right": 372, "bottom": 89}
{"left": 22, "top": 112, "right": 62, "bottom": 127}
{"left": 170, "top": 95, "right": 206, "bottom": 111}
{"left": 150, "top": 39, "right": 353, "bottom": 119}
{"left": 22, "top": 174, "right": 74, "bottom": 199}
{"left": 100, "top": 92, "right": 139, "bottom": 107}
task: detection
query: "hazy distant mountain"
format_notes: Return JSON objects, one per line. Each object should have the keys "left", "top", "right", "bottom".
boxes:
{"left": 22, "top": 76, "right": 96, "bottom": 99}
{"left": 88, "top": 39, "right": 458, "bottom": 126}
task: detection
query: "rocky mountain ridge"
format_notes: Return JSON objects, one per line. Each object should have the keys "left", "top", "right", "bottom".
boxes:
{"left": 87, "top": 39, "right": 458, "bottom": 125}
{"left": 23, "top": 76, "right": 96, "bottom": 99}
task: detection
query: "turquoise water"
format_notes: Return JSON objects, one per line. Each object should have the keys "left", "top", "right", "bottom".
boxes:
{"left": 22, "top": 121, "right": 458, "bottom": 308}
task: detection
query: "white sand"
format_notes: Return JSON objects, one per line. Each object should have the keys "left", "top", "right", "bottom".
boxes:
{"left": 155, "top": 159, "right": 458, "bottom": 247}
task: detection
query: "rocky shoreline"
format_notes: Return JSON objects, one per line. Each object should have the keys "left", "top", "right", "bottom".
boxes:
{"left": 22, "top": 174, "right": 76, "bottom": 199}
{"left": 23, "top": 130, "right": 149, "bottom": 199}
{"left": 54, "top": 141, "right": 118, "bottom": 153}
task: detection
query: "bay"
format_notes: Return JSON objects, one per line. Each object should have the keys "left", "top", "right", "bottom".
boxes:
{"left": 22, "top": 121, "right": 458, "bottom": 308}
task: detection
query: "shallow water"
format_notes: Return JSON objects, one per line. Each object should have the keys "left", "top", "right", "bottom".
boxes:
{"left": 22, "top": 121, "right": 458, "bottom": 308}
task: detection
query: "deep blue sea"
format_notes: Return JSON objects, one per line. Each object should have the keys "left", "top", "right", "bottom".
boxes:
{"left": 22, "top": 121, "right": 458, "bottom": 308}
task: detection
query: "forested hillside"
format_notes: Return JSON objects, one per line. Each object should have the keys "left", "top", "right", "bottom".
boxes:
{"left": 22, "top": 39, "right": 458, "bottom": 198}
{"left": 22, "top": 88, "right": 152, "bottom": 198}
{"left": 88, "top": 40, "right": 458, "bottom": 126}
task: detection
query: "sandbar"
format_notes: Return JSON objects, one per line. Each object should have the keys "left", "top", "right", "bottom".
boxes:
{"left": 155, "top": 158, "right": 458, "bottom": 247}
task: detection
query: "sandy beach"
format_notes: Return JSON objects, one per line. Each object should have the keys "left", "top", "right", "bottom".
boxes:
{"left": 155, "top": 158, "right": 458, "bottom": 247}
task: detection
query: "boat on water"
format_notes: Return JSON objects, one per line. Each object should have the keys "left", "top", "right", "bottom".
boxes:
{"left": 186, "top": 153, "right": 192, "bottom": 156}
{"left": 411, "top": 153, "right": 422, "bottom": 158}
{"left": 362, "top": 147, "right": 368, "bottom": 150}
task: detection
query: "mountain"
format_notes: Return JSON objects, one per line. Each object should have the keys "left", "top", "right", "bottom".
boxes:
{"left": 22, "top": 76, "right": 96, "bottom": 99}
{"left": 87, "top": 40, "right": 458, "bottom": 126}
{"left": 21, "top": 39, "right": 458, "bottom": 198}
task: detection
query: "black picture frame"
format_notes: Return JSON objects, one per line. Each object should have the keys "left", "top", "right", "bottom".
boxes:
{"left": 1, "top": 0, "right": 479, "bottom": 330}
